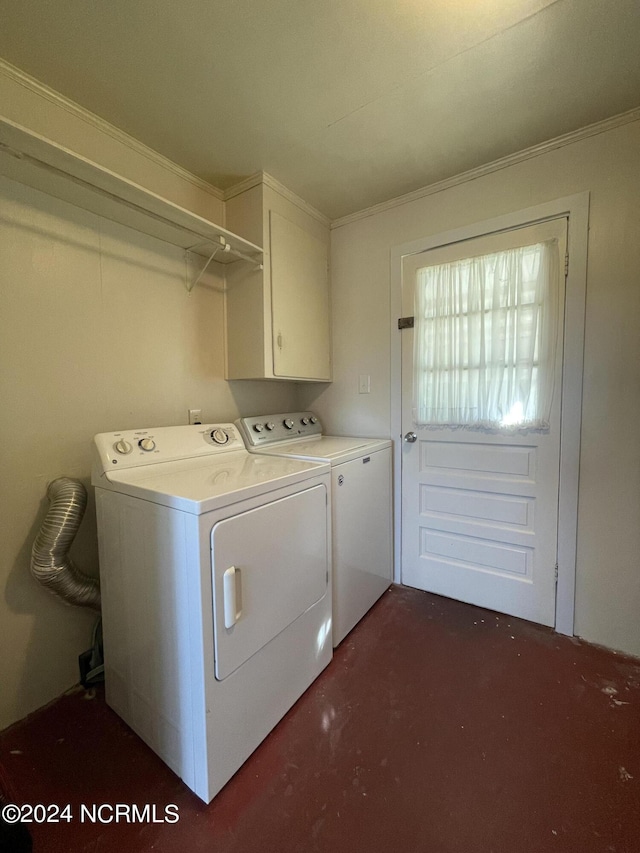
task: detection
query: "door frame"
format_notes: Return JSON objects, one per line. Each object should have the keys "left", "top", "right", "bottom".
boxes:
{"left": 390, "top": 192, "right": 590, "bottom": 635}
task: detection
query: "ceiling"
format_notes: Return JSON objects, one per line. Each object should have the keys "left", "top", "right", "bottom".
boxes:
{"left": 0, "top": 0, "right": 639, "bottom": 220}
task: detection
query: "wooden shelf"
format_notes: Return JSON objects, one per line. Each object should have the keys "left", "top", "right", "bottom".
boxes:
{"left": 0, "top": 117, "right": 263, "bottom": 266}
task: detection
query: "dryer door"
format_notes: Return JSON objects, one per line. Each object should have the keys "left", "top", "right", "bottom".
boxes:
{"left": 211, "top": 484, "right": 328, "bottom": 680}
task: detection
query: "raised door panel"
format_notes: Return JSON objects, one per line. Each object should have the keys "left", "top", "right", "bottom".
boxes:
{"left": 270, "top": 210, "right": 331, "bottom": 380}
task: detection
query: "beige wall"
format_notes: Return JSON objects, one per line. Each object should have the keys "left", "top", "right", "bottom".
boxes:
{"left": 0, "top": 78, "right": 298, "bottom": 730}
{"left": 0, "top": 175, "right": 297, "bottom": 731}
{"left": 301, "top": 118, "right": 640, "bottom": 659}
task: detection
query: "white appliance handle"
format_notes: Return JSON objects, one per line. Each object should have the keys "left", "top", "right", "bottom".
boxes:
{"left": 223, "top": 566, "right": 242, "bottom": 628}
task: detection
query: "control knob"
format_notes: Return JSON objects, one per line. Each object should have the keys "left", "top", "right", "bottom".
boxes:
{"left": 114, "top": 439, "right": 132, "bottom": 455}
{"left": 301, "top": 417, "right": 310, "bottom": 425}
{"left": 283, "top": 418, "right": 294, "bottom": 429}
{"left": 211, "top": 428, "right": 229, "bottom": 445}
{"left": 265, "top": 422, "right": 275, "bottom": 431}
{"left": 138, "top": 438, "right": 156, "bottom": 452}
{"left": 253, "top": 423, "right": 265, "bottom": 432}
{"left": 310, "top": 416, "right": 318, "bottom": 424}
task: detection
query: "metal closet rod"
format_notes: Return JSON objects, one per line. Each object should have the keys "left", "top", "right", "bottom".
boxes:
{"left": 185, "top": 237, "right": 263, "bottom": 293}
{"left": 187, "top": 236, "right": 263, "bottom": 267}
{"left": 0, "top": 140, "right": 263, "bottom": 267}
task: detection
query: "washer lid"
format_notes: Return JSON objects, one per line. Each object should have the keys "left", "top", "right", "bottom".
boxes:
{"left": 101, "top": 451, "right": 329, "bottom": 514}
{"left": 252, "top": 435, "right": 392, "bottom": 465}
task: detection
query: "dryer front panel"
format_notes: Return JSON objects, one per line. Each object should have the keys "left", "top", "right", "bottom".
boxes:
{"left": 211, "top": 484, "right": 328, "bottom": 680}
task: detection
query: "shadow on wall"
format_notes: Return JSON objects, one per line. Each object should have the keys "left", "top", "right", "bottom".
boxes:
{"left": 3, "top": 476, "right": 97, "bottom": 728}
{"left": 227, "top": 380, "right": 302, "bottom": 419}
{"left": 0, "top": 213, "right": 190, "bottom": 282}
{"left": 296, "top": 382, "right": 332, "bottom": 420}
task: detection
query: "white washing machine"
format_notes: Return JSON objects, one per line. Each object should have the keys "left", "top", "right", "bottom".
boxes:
{"left": 92, "top": 422, "right": 332, "bottom": 803}
{"left": 236, "top": 412, "right": 392, "bottom": 646}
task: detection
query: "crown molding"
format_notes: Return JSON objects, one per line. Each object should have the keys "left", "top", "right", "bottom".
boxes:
{"left": 223, "top": 171, "right": 264, "bottom": 199}
{"left": 0, "top": 58, "right": 225, "bottom": 201}
{"left": 225, "top": 171, "right": 331, "bottom": 227}
{"left": 331, "top": 106, "right": 640, "bottom": 229}
{"left": 4, "top": 56, "right": 637, "bottom": 232}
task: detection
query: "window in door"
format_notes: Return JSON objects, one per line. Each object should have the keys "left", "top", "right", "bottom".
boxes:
{"left": 412, "top": 222, "right": 562, "bottom": 431}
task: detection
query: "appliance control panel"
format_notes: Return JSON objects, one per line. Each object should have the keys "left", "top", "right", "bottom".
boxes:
{"left": 93, "top": 424, "right": 243, "bottom": 474}
{"left": 236, "top": 412, "right": 322, "bottom": 447}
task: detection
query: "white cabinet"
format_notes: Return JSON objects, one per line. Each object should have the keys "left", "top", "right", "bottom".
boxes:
{"left": 225, "top": 176, "right": 331, "bottom": 382}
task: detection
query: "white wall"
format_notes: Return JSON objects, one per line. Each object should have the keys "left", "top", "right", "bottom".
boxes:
{"left": 0, "top": 72, "right": 298, "bottom": 730}
{"left": 302, "top": 118, "right": 640, "bottom": 659}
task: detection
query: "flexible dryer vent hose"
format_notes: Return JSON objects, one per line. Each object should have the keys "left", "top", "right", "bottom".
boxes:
{"left": 31, "top": 477, "right": 101, "bottom": 611}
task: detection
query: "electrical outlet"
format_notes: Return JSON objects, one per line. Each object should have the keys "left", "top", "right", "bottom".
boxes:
{"left": 188, "top": 409, "right": 202, "bottom": 425}
{"left": 358, "top": 374, "right": 371, "bottom": 394}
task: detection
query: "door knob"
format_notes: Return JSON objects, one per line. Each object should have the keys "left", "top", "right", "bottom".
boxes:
{"left": 404, "top": 432, "right": 417, "bottom": 443}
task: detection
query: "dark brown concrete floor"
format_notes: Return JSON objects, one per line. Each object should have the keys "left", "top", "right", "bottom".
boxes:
{"left": 1, "top": 585, "right": 639, "bottom": 853}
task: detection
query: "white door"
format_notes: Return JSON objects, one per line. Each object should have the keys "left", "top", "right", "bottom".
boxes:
{"left": 401, "top": 219, "right": 567, "bottom": 626}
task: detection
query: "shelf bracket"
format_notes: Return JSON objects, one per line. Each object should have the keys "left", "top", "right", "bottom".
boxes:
{"left": 185, "top": 239, "right": 226, "bottom": 293}
{"left": 185, "top": 236, "right": 263, "bottom": 292}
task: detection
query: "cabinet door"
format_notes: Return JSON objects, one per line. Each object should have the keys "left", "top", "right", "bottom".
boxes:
{"left": 270, "top": 211, "right": 331, "bottom": 380}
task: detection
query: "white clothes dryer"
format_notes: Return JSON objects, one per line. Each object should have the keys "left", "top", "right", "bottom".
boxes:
{"left": 92, "top": 423, "right": 332, "bottom": 803}
{"left": 236, "top": 413, "right": 393, "bottom": 646}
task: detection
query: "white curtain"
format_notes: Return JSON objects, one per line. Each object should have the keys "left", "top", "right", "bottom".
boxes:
{"left": 413, "top": 239, "right": 558, "bottom": 430}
